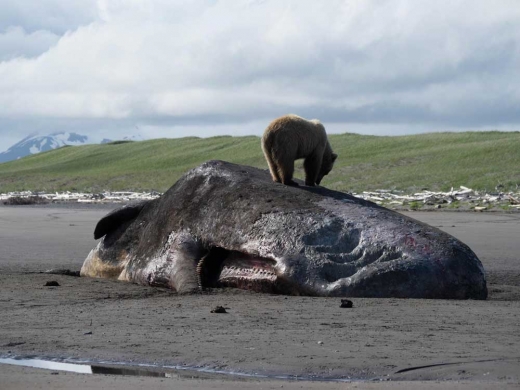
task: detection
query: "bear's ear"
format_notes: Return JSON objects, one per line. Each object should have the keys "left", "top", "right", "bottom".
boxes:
{"left": 332, "top": 153, "right": 338, "bottom": 162}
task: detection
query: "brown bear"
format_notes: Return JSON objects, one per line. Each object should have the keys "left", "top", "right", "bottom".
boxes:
{"left": 261, "top": 114, "right": 337, "bottom": 187}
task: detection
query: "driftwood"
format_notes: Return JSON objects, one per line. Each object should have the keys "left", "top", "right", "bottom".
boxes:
{"left": 2, "top": 185, "right": 520, "bottom": 210}
{"left": 3, "top": 195, "right": 49, "bottom": 205}
{"left": 0, "top": 190, "right": 160, "bottom": 204}
{"left": 353, "top": 186, "right": 520, "bottom": 210}
{"left": 507, "top": 195, "right": 520, "bottom": 205}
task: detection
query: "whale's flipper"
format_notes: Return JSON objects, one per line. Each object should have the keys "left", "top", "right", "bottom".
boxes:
{"left": 94, "top": 201, "right": 149, "bottom": 239}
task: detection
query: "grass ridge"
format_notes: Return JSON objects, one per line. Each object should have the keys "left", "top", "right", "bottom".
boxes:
{"left": 0, "top": 132, "right": 519, "bottom": 193}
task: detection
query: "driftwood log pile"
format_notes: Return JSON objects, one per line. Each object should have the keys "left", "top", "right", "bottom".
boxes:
{"left": 353, "top": 186, "right": 520, "bottom": 211}
{"left": 2, "top": 186, "right": 520, "bottom": 210}
{"left": 1, "top": 191, "right": 160, "bottom": 204}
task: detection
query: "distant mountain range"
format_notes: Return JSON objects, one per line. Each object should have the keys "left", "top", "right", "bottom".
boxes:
{"left": 0, "top": 132, "right": 144, "bottom": 163}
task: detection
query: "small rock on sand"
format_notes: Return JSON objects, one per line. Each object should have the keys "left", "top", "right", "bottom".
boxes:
{"left": 340, "top": 299, "right": 353, "bottom": 308}
{"left": 211, "top": 306, "right": 227, "bottom": 313}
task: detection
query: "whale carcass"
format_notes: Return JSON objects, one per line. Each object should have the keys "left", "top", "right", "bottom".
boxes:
{"left": 81, "top": 160, "right": 487, "bottom": 299}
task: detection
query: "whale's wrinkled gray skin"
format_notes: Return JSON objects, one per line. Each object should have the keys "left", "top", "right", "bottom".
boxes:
{"left": 81, "top": 160, "right": 487, "bottom": 299}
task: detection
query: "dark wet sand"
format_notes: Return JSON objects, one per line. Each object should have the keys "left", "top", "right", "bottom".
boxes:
{"left": 0, "top": 204, "right": 519, "bottom": 389}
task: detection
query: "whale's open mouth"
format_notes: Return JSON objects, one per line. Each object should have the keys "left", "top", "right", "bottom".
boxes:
{"left": 197, "top": 247, "right": 294, "bottom": 294}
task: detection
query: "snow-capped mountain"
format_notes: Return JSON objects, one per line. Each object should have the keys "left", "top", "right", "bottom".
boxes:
{"left": 0, "top": 132, "right": 147, "bottom": 163}
{"left": 0, "top": 132, "right": 90, "bottom": 163}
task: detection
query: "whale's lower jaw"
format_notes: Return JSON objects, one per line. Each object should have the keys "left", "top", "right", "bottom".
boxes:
{"left": 195, "top": 248, "right": 301, "bottom": 295}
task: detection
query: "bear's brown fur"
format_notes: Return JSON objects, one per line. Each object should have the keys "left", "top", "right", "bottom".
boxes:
{"left": 261, "top": 114, "right": 337, "bottom": 187}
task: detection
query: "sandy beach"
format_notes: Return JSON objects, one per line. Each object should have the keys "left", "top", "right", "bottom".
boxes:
{"left": 0, "top": 204, "right": 519, "bottom": 389}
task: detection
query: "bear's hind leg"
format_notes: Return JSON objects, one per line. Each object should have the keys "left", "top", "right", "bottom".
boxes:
{"left": 279, "top": 160, "right": 299, "bottom": 187}
{"left": 265, "top": 153, "right": 282, "bottom": 183}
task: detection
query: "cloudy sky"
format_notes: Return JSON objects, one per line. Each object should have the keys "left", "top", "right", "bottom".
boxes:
{"left": 1, "top": 0, "right": 519, "bottom": 150}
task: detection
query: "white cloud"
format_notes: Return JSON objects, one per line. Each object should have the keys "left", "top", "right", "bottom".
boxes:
{"left": 0, "top": 27, "right": 60, "bottom": 61}
{"left": 0, "top": 0, "right": 99, "bottom": 34}
{"left": 0, "top": 0, "right": 520, "bottom": 148}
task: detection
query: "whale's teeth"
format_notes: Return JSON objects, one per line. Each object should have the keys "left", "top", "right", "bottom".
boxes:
{"left": 196, "top": 254, "right": 209, "bottom": 290}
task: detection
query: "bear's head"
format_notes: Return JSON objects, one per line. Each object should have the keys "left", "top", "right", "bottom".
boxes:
{"left": 316, "top": 152, "right": 337, "bottom": 185}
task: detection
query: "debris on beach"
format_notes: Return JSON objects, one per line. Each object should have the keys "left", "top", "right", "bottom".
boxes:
{"left": 340, "top": 299, "right": 353, "bottom": 308}
{"left": 43, "top": 269, "right": 80, "bottom": 277}
{"left": 1, "top": 190, "right": 161, "bottom": 204}
{"left": 353, "top": 186, "right": 520, "bottom": 211}
{"left": 210, "top": 306, "right": 228, "bottom": 313}
{"left": 3, "top": 342, "right": 26, "bottom": 347}
{"left": 2, "top": 195, "right": 49, "bottom": 205}
{"left": 2, "top": 186, "right": 519, "bottom": 211}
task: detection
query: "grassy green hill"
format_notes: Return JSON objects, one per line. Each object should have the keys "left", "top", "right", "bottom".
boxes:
{"left": 0, "top": 132, "right": 519, "bottom": 193}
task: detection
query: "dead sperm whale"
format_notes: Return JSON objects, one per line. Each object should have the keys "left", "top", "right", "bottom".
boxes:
{"left": 81, "top": 160, "right": 487, "bottom": 299}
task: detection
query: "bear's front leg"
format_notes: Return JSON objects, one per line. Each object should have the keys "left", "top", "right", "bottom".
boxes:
{"left": 303, "top": 152, "right": 323, "bottom": 186}
{"left": 284, "top": 179, "right": 300, "bottom": 187}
